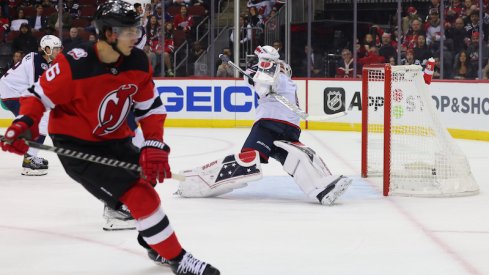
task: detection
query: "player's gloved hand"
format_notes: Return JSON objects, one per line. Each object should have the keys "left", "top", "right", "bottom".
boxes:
{"left": 139, "top": 140, "right": 171, "bottom": 184}
{"left": 0, "top": 116, "right": 38, "bottom": 155}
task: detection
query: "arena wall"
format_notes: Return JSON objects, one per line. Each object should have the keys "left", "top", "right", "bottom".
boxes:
{"left": 1, "top": 78, "right": 488, "bottom": 141}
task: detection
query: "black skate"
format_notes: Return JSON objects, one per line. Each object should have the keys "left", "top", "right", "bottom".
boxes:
{"left": 147, "top": 248, "right": 170, "bottom": 265}
{"left": 316, "top": 175, "right": 353, "bottom": 205}
{"left": 170, "top": 252, "right": 220, "bottom": 275}
{"left": 22, "top": 154, "right": 48, "bottom": 176}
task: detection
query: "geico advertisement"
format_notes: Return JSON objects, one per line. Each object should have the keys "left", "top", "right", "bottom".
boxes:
{"left": 308, "top": 80, "right": 489, "bottom": 131}
{"left": 154, "top": 79, "right": 307, "bottom": 121}
{"left": 155, "top": 79, "right": 257, "bottom": 120}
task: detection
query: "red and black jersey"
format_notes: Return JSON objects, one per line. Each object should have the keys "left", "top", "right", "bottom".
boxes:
{"left": 20, "top": 42, "right": 167, "bottom": 142}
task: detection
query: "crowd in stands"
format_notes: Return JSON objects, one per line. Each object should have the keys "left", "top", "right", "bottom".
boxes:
{"left": 1, "top": 0, "right": 489, "bottom": 80}
{"left": 0, "top": 0, "right": 217, "bottom": 77}
{"left": 332, "top": 0, "right": 489, "bottom": 80}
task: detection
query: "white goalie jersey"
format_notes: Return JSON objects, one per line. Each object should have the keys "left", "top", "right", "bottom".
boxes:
{"left": 247, "top": 66, "right": 301, "bottom": 127}
{"left": 0, "top": 52, "right": 50, "bottom": 100}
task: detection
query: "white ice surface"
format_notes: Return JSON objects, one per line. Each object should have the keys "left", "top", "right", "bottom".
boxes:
{"left": 0, "top": 127, "right": 488, "bottom": 275}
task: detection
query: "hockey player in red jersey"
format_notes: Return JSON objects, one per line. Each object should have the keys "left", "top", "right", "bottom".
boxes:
{"left": 0, "top": 1, "right": 219, "bottom": 275}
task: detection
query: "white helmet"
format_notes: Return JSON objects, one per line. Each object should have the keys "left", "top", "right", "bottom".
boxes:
{"left": 40, "top": 35, "right": 62, "bottom": 61}
{"left": 254, "top": 45, "right": 280, "bottom": 61}
{"left": 40, "top": 35, "right": 62, "bottom": 52}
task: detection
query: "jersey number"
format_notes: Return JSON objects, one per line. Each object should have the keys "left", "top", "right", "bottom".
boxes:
{"left": 45, "top": 63, "right": 60, "bottom": 81}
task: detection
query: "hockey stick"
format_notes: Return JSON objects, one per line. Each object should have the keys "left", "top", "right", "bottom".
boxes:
{"left": 219, "top": 54, "right": 347, "bottom": 121}
{"left": 0, "top": 135, "right": 185, "bottom": 181}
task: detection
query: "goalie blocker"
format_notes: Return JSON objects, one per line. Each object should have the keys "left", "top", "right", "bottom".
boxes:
{"left": 177, "top": 142, "right": 352, "bottom": 205}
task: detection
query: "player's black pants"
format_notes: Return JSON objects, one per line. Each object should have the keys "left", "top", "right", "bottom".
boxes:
{"left": 242, "top": 119, "right": 301, "bottom": 164}
{"left": 51, "top": 135, "right": 140, "bottom": 209}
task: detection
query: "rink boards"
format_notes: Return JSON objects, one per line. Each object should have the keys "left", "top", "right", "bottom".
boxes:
{"left": 1, "top": 78, "right": 488, "bottom": 141}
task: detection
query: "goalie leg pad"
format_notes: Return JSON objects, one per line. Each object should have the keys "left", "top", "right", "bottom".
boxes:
{"left": 177, "top": 150, "right": 263, "bottom": 197}
{"left": 274, "top": 140, "right": 352, "bottom": 204}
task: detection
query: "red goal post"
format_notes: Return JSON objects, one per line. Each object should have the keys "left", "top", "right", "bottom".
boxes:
{"left": 361, "top": 64, "right": 479, "bottom": 197}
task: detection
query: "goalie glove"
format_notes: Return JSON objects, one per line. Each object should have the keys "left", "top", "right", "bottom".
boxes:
{"left": 139, "top": 140, "right": 171, "bottom": 184}
{"left": 423, "top": 57, "right": 435, "bottom": 85}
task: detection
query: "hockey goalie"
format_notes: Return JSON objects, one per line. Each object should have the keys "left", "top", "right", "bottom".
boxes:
{"left": 176, "top": 45, "right": 352, "bottom": 205}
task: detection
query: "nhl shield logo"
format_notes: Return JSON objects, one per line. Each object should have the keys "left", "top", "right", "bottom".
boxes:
{"left": 323, "top": 87, "right": 346, "bottom": 114}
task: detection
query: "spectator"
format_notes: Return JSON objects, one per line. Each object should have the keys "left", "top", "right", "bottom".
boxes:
{"left": 446, "top": 17, "right": 469, "bottom": 55}
{"left": 146, "top": 15, "right": 161, "bottom": 53}
{"left": 160, "top": 21, "right": 175, "bottom": 76}
{"left": 10, "top": 8, "right": 29, "bottom": 31}
{"left": 359, "top": 46, "right": 385, "bottom": 67}
{"left": 335, "top": 48, "right": 356, "bottom": 78}
{"left": 143, "top": 43, "right": 157, "bottom": 72}
{"left": 401, "top": 48, "right": 417, "bottom": 65}
{"left": 446, "top": 0, "right": 463, "bottom": 24}
{"left": 173, "top": 0, "right": 192, "bottom": 6}
{"left": 452, "top": 50, "right": 472, "bottom": 79}
{"left": 272, "top": 40, "right": 284, "bottom": 60}
{"left": 88, "top": 33, "right": 96, "bottom": 42}
{"left": 230, "top": 15, "right": 252, "bottom": 57}
{"left": 425, "top": 9, "right": 443, "bottom": 50}
{"left": 47, "top": 9, "right": 72, "bottom": 32}
{"left": 461, "top": 0, "right": 476, "bottom": 24}
{"left": 388, "top": 56, "right": 396, "bottom": 65}
{"left": 63, "top": 27, "right": 83, "bottom": 49}
{"left": 414, "top": 35, "right": 433, "bottom": 65}
{"left": 402, "top": 6, "right": 422, "bottom": 35}
{"left": 28, "top": 4, "right": 48, "bottom": 32}
{"left": 301, "top": 45, "right": 324, "bottom": 77}
{"left": 425, "top": 0, "right": 441, "bottom": 19}
{"left": 432, "top": 56, "right": 445, "bottom": 79}
{"left": 153, "top": 3, "right": 173, "bottom": 22}
{"left": 466, "top": 32, "right": 488, "bottom": 77}
{"left": 0, "top": 8, "right": 9, "bottom": 41}
{"left": 483, "top": 58, "right": 489, "bottom": 79}
{"left": 215, "top": 47, "right": 232, "bottom": 70}
{"left": 12, "top": 23, "right": 38, "bottom": 54}
{"left": 402, "top": 19, "right": 425, "bottom": 52}
{"left": 379, "top": 33, "right": 397, "bottom": 61}
{"left": 64, "top": 0, "right": 80, "bottom": 19}
{"left": 173, "top": 5, "right": 194, "bottom": 34}
{"left": 187, "top": 40, "right": 204, "bottom": 75}
{"left": 246, "top": 0, "right": 274, "bottom": 19}
{"left": 41, "top": 0, "right": 53, "bottom": 8}
{"left": 8, "top": 50, "right": 24, "bottom": 69}
{"left": 216, "top": 56, "right": 234, "bottom": 77}
{"left": 464, "top": 9, "right": 483, "bottom": 39}
{"left": 358, "top": 33, "right": 376, "bottom": 58}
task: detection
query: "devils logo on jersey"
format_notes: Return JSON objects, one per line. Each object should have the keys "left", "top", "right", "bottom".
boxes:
{"left": 93, "top": 84, "right": 138, "bottom": 136}
{"left": 67, "top": 48, "right": 88, "bottom": 60}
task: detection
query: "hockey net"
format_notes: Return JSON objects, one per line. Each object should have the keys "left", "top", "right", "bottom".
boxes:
{"left": 361, "top": 64, "right": 479, "bottom": 197}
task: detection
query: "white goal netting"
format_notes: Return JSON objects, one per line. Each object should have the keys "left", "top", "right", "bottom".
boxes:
{"left": 363, "top": 65, "right": 479, "bottom": 197}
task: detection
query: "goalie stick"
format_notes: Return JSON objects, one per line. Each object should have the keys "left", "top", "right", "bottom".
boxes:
{"left": 219, "top": 54, "right": 347, "bottom": 121}
{"left": 0, "top": 135, "right": 185, "bottom": 181}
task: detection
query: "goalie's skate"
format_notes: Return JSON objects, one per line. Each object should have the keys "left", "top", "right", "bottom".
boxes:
{"left": 170, "top": 252, "right": 220, "bottom": 275}
{"left": 21, "top": 154, "right": 48, "bottom": 176}
{"left": 316, "top": 176, "right": 352, "bottom": 206}
{"left": 102, "top": 204, "right": 136, "bottom": 231}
